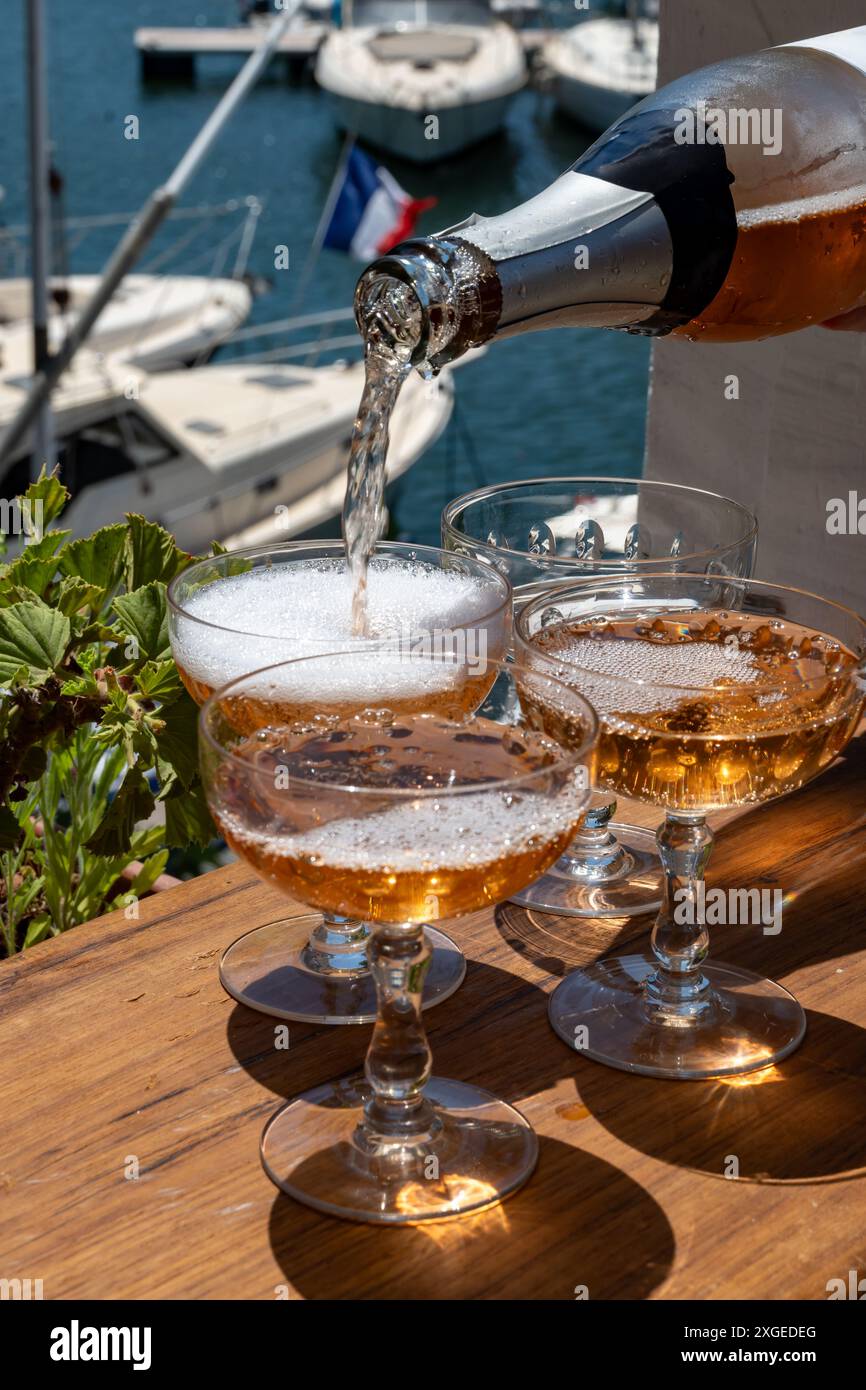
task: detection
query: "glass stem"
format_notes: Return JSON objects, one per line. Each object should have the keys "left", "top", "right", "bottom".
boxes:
{"left": 302, "top": 913, "right": 371, "bottom": 977}
{"left": 644, "top": 812, "right": 716, "bottom": 1024}
{"left": 360, "top": 922, "right": 439, "bottom": 1148}
{"left": 567, "top": 793, "right": 630, "bottom": 876}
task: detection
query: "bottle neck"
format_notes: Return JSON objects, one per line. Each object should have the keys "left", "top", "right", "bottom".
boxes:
{"left": 354, "top": 171, "right": 679, "bottom": 369}
{"left": 463, "top": 177, "right": 674, "bottom": 337}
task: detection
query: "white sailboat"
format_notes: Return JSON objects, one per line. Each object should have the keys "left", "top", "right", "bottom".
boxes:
{"left": 315, "top": 0, "right": 527, "bottom": 163}
{"left": 0, "top": 314, "right": 455, "bottom": 553}
{"left": 0, "top": 273, "right": 252, "bottom": 373}
{"left": 0, "top": 200, "right": 262, "bottom": 372}
{"left": 543, "top": 11, "right": 658, "bottom": 132}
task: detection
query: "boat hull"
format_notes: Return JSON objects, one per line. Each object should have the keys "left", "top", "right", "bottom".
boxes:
{"left": 552, "top": 74, "right": 644, "bottom": 131}
{"left": 325, "top": 90, "right": 513, "bottom": 163}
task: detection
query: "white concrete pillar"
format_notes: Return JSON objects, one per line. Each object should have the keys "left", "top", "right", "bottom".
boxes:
{"left": 645, "top": 0, "right": 866, "bottom": 611}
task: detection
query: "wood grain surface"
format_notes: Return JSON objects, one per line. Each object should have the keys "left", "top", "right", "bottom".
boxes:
{"left": 2, "top": 734, "right": 866, "bottom": 1301}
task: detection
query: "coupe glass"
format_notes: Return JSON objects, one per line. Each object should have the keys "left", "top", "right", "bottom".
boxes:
{"left": 168, "top": 540, "right": 510, "bottom": 1026}
{"left": 200, "top": 647, "right": 597, "bottom": 1222}
{"left": 515, "top": 572, "right": 866, "bottom": 1079}
{"left": 443, "top": 477, "right": 757, "bottom": 917}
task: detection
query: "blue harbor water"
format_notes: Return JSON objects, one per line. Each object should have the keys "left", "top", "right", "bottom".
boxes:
{"left": 0, "top": 0, "right": 649, "bottom": 547}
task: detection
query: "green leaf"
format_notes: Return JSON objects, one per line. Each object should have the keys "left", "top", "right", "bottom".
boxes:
{"left": 0, "top": 537, "right": 68, "bottom": 599}
{"left": 0, "top": 601, "right": 71, "bottom": 683}
{"left": 0, "top": 664, "right": 31, "bottom": 704}
{"left": 91, "top": 704, "right": 160, "bottom": 766}
{"left": 154, "top": 695, "right": 199, "bottom": 793}
{"left": 114, "top": 850, "right": 170, "bottom": 905}
{"left": 0, "top": 802, "right": 22, "bottom": 849}
{"left": 16, "top": 872, "right": 46, "bottom": 917}
{"left": 123, "top": 514, "right": 193, "bottom": 590}
{"left": 0, "top": 528, "right": 68, "bottom": 571}
{"left": 164, "top": 783, "right": 214, "bottom": 849}
{"left": 129, "top": 824, "right": 167, "bottom": 860}
{"left": 19, "top": 468, "right": 69, "bottom": 529}
{"left": 59, "top": 524, "right": 126, "bottom": 591}
{"left": 135, "top": 659, "right": 183, "bottom": 703}
{"left": 53, "top": 576, "right": 105, "bottom": 617}
{"left": 23, "top": 914, "right": 52, "bottom": 948}
{"left": 69, "top": 616, "right": 114, "bottom": 644}
{"left": 85, "top": 769, "right": 156, "bottom": 857}
{"left": 110, "top": 582, "right": 169, "bottom": 661}
{"left": 0, "top": 584, "right": 44, "bottom": 608}
{"left": 19, "top": 529, "right": 69, "bottom": 561}
{"left": 60, "top": 671, "right": 99, "bottom": 698}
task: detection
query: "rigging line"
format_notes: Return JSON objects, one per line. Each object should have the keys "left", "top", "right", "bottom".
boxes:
{"left": 146, "top": 203, "right": 252, "bottom": 274}
{"left": 187, "top": 236, "right": 241, "bottom": 369}
{"left": 232, "top": 197, "right": 263, "bottom": 280}
{"left": 142, "top": 220, "right": 244, "bottom": 277}
{"left": 139, "top": 216, "right": 213, "bottom": 274}
{"left": 0, "top": 202, "right": 253, "bottom": 238}
{"left": 133, "top": 215, "right": 247, "bottom": 367}
{"left": 453, "top": 394, "right": 486, "bottom": 488}
{"left": 245, "top": 336, "right": 360, "bottom": 364}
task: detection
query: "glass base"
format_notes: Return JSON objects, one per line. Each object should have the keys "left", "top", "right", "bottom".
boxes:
{"left": 549, "top": 954, "right": 806, "bottom": 1080}
{"left": 220, "top": 916, "right": 465, "bottom": 1025}
{"left": 261, "top": 1075, "right": 537, "bottom": 1223}
{"left": 510, "top": 823, "right": 664, "bottom": 918}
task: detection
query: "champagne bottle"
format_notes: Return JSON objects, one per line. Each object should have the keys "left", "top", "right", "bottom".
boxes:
{"left": 355, "top": 26, "right": 866, "bottom": 365}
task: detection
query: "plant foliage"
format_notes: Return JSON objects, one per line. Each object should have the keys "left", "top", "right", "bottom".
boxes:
{"left": 0, "top": 470, "right": 215, "bottom": 955}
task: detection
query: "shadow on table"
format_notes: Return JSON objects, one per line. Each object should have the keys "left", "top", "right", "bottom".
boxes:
{"left": 268, "top": 1135, "right": 675, "bottom": 1300}
{"left": 495, "top": 732, "right": 866, "bottom": 986}
{"left": 225, "top": 956, "right": 554, "bottom": 1102}
{"left": 571, "top": 1009, "right": 866, "bottom": 1184}
{"left": 495, "top": 899, "right": 652, "bottom": 978}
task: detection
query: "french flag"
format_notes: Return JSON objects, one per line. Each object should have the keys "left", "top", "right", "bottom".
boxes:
{"left": 322, "top": 144, "right": 437, "bottom": 263}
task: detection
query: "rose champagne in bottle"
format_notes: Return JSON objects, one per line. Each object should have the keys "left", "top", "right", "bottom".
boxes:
{"left": 355, "top": 26, "right": 866, "bottom": 365}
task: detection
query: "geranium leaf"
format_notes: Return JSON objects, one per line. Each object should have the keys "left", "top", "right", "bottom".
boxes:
{"left": 85, "top": 769, "right": 156, "bottom": 857}
{"left": 124, "top": 514, "right": 194, "bottom": 590}
{"left": 18, "top": 468, "right": 69, "bottom": 529}
{"left": 59, "top": 524, "right": 126, "bottom": 591}
{"left": 53, "top": 576, "right": 105, "bottom": 617}
{"left": 163, "top": 783, "right": 214, "bottom": 849}
{"left": 0, "top": 600, "right": 70, "bottom": 683}
{"left": 136, "top": 659, "right": 183, "bottom": 703}
{"left": 110, "top": 582, "right": 169, "bottom": 661}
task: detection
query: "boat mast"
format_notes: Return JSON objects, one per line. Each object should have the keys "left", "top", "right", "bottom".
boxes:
{"left": 25, "top": 0, "right": 55, "bottom": 484}
{"left": 0, "top": 0, "right": 303, "bottom": 473}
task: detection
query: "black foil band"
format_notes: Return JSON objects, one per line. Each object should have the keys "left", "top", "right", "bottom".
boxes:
{"left": 574, "top": 106, "right": 738, "bottom": 332}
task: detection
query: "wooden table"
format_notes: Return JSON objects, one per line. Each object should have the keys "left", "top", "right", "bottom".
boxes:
{"left": 3, "top": 735, "right": 866, "bottom": 1301}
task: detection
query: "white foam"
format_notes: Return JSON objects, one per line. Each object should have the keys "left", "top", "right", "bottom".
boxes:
{"left": 222, "top": 785, "right": 587, "bottom": 874}
{"left": 737, "top": 182, "right": 866, "bottom": 228}
{"left": 173, "top": 558, "right": 501, "bottom": 697}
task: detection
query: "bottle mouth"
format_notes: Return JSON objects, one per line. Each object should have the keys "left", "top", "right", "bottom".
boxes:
{"left": 354, "top": 262, "right": 427, "bottom": 367}
{"left": 355, "top": 237, "right": 503, "bottom": 370}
